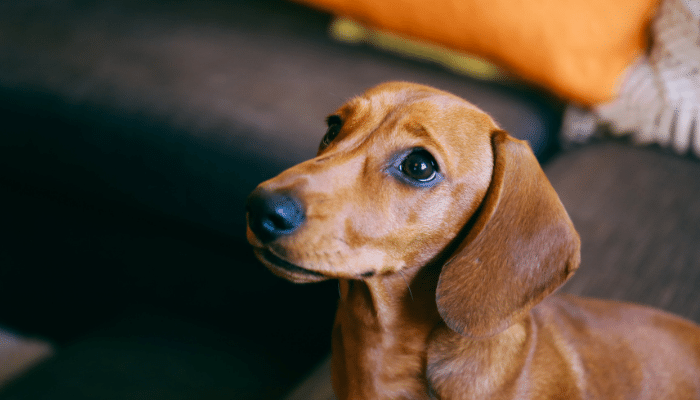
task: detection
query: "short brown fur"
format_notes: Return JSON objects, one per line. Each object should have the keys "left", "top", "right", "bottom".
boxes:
{"left": 247, "top": 82, "right": 700, "bottom": 399}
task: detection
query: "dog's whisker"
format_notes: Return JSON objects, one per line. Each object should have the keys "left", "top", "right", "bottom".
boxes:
{"left": 399, "top": 269, "right": 414, "bottom": 302}
{"left": 333, "top": 236, "right": 350, "bottom": 246}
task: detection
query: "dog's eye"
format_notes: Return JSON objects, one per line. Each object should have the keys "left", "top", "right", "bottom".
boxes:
{"left": 400, "top": 149, "right": 438, "bottom": 182}
{"left": 320, "top": 115, "right": 343, "bottom": 150}
{"left": 387, "top": 148, "right": 443, "bottom": 188}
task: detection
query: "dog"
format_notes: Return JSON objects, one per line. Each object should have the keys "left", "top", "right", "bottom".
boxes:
{"left": 246, "top": 82, "right": 700, "bottom": 399}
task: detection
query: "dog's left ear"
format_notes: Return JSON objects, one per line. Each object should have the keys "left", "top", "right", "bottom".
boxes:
{"left": 436, "top": 130, "right": 580, "bottom": 338}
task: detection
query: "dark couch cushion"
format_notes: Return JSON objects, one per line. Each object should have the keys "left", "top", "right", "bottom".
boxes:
{"left": 0, "top": 312, "right": 296, "bottom": 400}
{"left": 547, "top": 141, "right": 700, "bottom": 322}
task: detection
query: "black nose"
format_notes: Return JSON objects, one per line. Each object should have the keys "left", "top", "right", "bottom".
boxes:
{"left": 246, "top": 187, "right": 305, "bottom": 243}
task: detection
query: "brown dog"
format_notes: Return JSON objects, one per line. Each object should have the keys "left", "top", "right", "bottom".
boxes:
{"left": 246, "top": 82, "right": 700, "bottom": 399}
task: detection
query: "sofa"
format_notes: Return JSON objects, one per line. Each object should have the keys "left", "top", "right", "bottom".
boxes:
{"left": 1, "top": 1, "right": 699, "bottom": 399}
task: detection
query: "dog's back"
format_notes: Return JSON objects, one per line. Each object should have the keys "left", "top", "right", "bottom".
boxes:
{"left": 427, "top": 294, "right": 700, "bottom": 399}
{"left": 535, "top": 294, "right": 700, "bottom": 399}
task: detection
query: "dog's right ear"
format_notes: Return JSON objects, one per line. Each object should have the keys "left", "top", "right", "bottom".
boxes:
{"left": 435, "top": 130, "right": 580, "bottom": 338}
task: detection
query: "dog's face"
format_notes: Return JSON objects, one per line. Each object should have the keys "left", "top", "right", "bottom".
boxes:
{"left": 247, "top": 81, "right": 580, "bottom": 338}
{"left": 246, "top": 82, "right": 495, "bottom": 283}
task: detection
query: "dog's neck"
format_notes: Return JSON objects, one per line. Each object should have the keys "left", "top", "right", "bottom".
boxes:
{"left": 330, "top": 264, "right": 534, "bottom": 400}
{"left": 331, "top": 264, "right": 443, "bottom": 400}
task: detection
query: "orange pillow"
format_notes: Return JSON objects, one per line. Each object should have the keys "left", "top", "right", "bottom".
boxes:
{"left": 294, "top": 0, "right": 659, "bottom": 105}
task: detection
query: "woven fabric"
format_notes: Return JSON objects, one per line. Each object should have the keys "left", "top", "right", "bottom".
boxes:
{"left": 566, "top": 0, "right": 700, "bottom": 156}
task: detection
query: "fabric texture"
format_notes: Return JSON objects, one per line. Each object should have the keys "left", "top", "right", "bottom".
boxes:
{"left": 599, "top": 0, "right": 700, "bottom": 155}
{"left": 564, "top": 0, "right": 700, "bottom": 156}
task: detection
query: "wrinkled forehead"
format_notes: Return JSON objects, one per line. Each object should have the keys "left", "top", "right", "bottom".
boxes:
{"left": 362, "top": 83, "right": 484, "bottom": 113}
{"left": 346, "top": 84, "right": 496, "bottom": 128}
{"left": 337, "top": 84, "right": 497, "bottom": 161}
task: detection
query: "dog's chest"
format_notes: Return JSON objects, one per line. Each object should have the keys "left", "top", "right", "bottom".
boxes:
{"left": 424, "top": 323, "right": 529, "bottom": 399}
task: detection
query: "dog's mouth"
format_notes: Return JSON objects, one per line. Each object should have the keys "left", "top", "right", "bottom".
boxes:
{"left": 254, "top": 248, "right": 328, "bottom": 283}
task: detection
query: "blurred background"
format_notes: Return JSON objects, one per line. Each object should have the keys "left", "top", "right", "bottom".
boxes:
{"left": 1, "top": 0, "right": 699, "bottom": 399}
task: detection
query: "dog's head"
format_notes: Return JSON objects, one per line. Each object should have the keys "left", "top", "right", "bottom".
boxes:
{"left": 246, "top": 82, "right": 580, "bottom": 337}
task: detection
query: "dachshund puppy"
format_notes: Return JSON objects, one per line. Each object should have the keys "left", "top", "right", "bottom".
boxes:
{"left": 246, "top": 82, "right": 700, "bottom": 399}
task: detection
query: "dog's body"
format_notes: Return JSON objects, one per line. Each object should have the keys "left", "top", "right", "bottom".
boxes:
{"left": 246, "top": 82, "right": 700, "bottom": 399}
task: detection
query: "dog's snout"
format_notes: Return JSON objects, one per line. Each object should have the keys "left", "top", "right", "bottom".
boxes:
{"left": 246, "top": 187, "right": 305, "bottom": 243}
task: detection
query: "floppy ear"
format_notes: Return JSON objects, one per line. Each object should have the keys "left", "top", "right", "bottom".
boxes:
{"left": 436, "top": 130, "right": 580, "bottom": 338}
